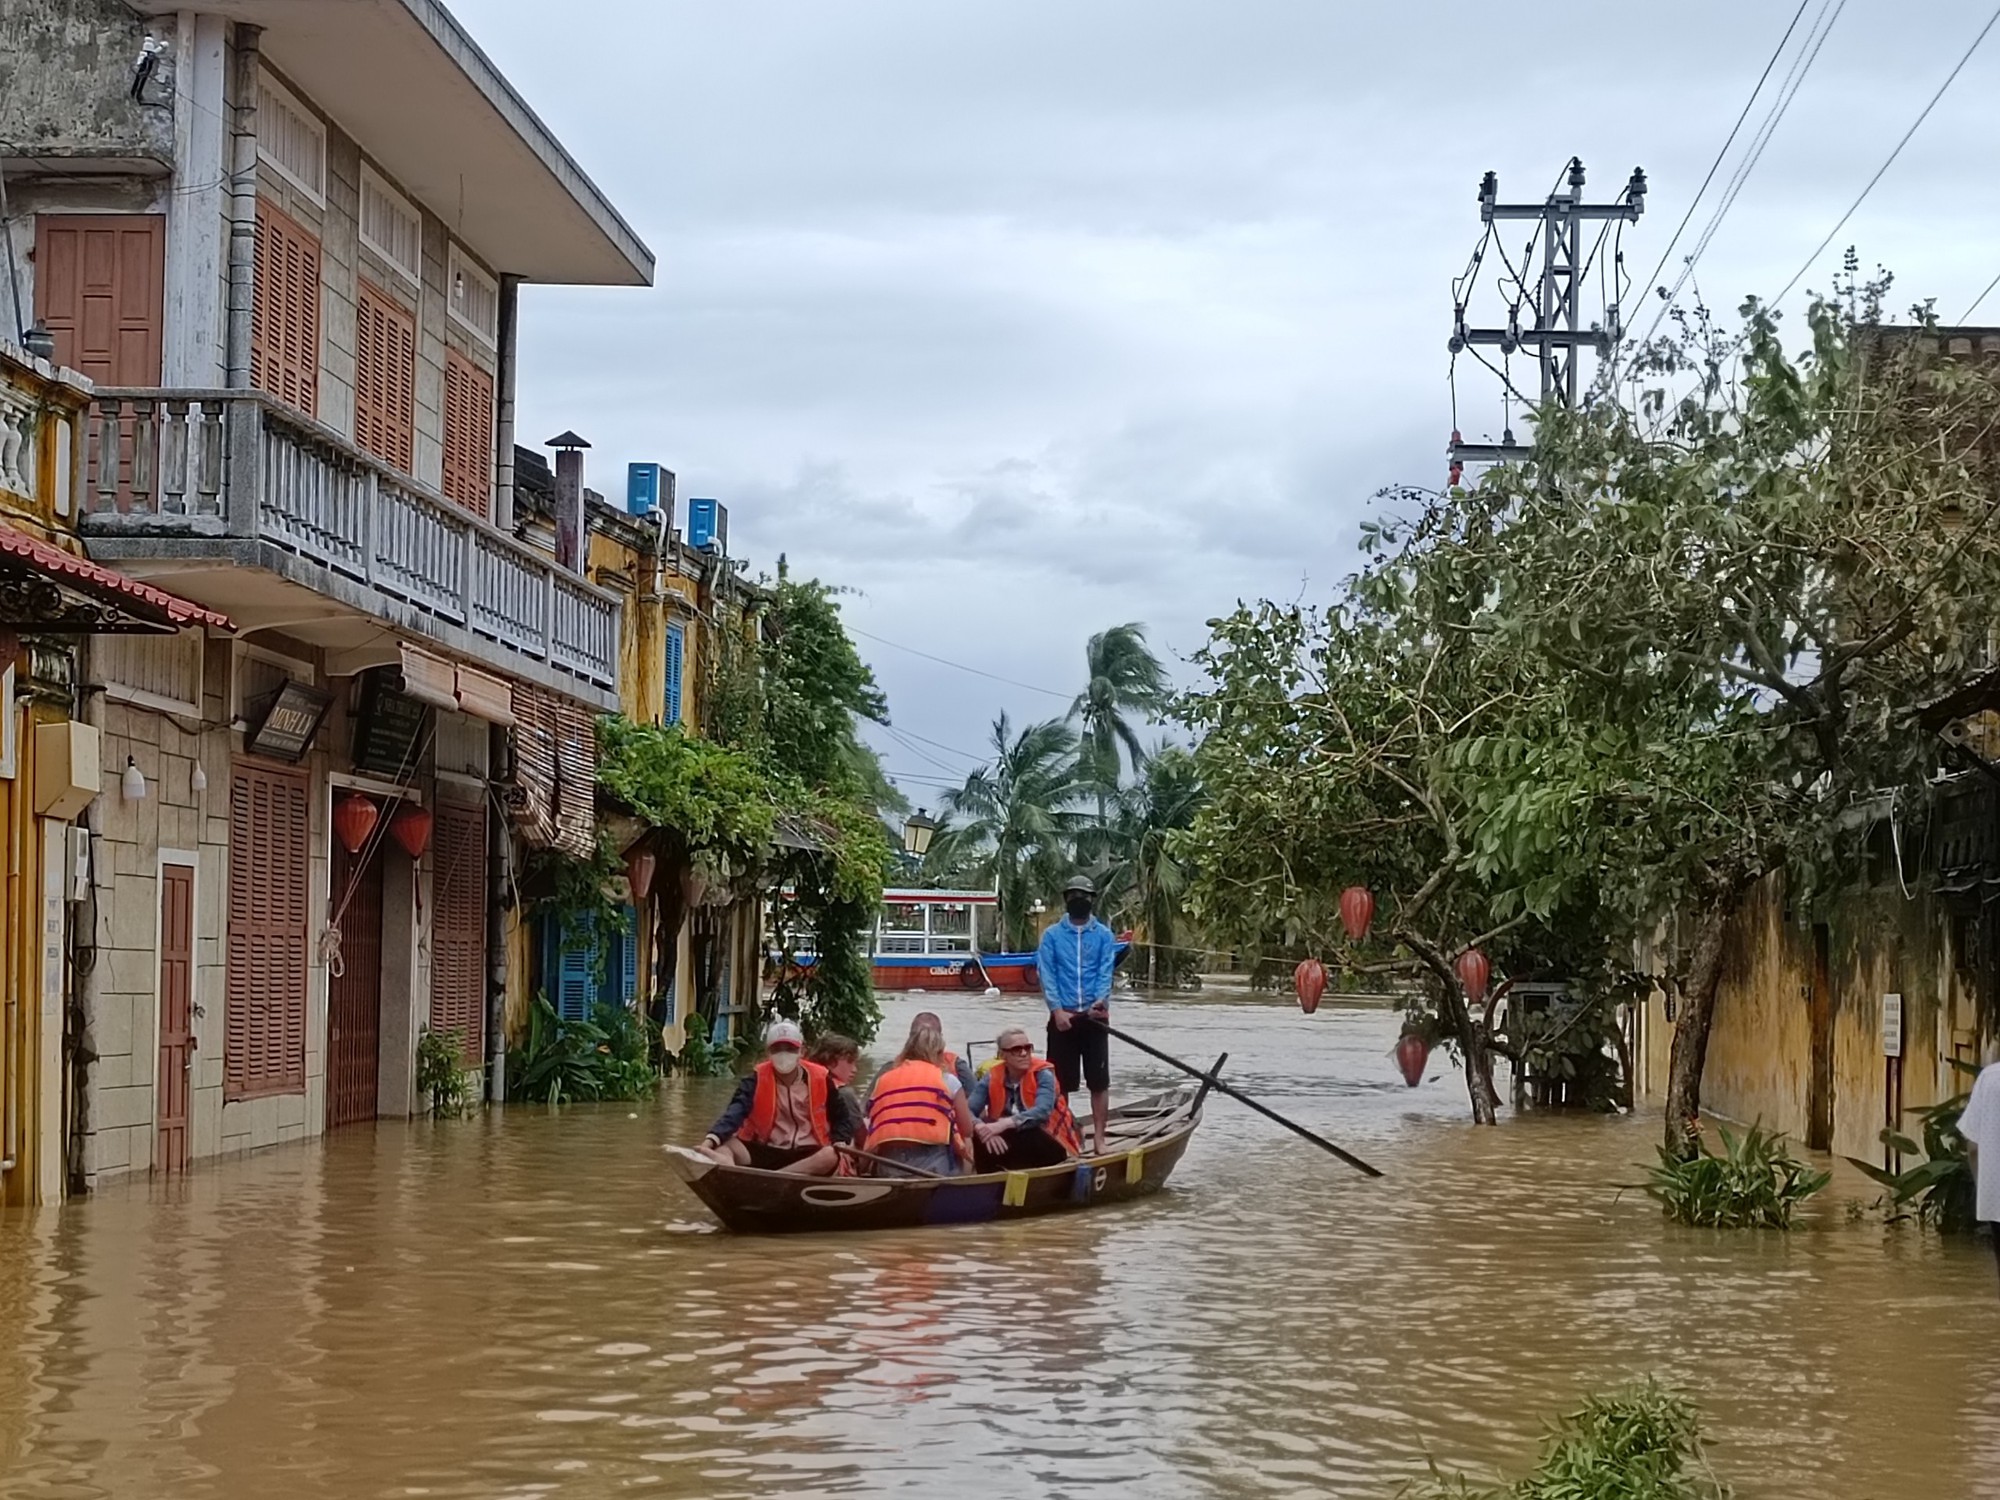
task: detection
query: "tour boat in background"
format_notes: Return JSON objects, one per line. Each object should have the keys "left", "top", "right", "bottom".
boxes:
{"left": 773, "top": 887, "right": 1133, "bottom": 994}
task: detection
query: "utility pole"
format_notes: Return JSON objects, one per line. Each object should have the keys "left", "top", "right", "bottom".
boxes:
{"left": 1448, "top": 158, "right": 1646, "bottom": 471}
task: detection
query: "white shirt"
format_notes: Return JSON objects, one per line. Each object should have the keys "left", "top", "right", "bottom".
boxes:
{"left": 1955, "top": 1062, "right": 2000, "bottom": 1222}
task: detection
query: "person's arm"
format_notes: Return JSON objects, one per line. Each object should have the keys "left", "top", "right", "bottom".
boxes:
{"left": 829, "top": 1086, "right": 860, "bottom": 1145}
{"left": 703, "top": 1076, "right": 757, "bottom": 1146}
{"left": 1015, "top": 1080, "right": 1055, "bottom": 1130}
{"left": 1088, "top": 924, "right": 1117, "bottom": 1004}
{"left": 955, "top": 1054, "right": 975, "bottom": 1093}
{"left": 1037, "top": 925, "right": 1062, "bottom": 1010}
{"left": 950, "top": 1080, "right": 979, "bottom": 1144}
{"left": 966, "top": 1072, "right": 991, "bottom": 1120}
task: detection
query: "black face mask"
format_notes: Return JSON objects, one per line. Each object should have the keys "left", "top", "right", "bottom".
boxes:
{"left": 1065, "top": 896, "right": 1093, "bottom": 921}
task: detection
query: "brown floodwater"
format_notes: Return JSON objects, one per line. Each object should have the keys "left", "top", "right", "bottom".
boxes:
{"left": 1, "top": 990, "right": 1995, "bottom": 1499}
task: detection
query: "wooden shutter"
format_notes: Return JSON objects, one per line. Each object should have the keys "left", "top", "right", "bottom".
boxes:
{"left": 551, "top": 918, "right": 595, "bottom": 1022}
{"left": 225, "top": 762, "right": 311, "bottom": 1101}
{"left": 441, "top": 350, "right": 494, "bottom": 516}
{"left": 34, "top": 215, "right": 165, "bottom": 385}
{"left": 608, "top": 906, "right": 638, "bottom": 1010}
{"left": 354, "top": 281, "right": 416, "bottom": 473}
{"left": 251, "top": 200, "right": 321, "bottom": 416}
{"left": 430, "top": 800, "right": 487, "bottom": 1066}
{"left": 664, "top": 624, "right": 684, "bottom": 726}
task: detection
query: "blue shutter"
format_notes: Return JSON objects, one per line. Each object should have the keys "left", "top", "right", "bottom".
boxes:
{"left": 598, "top": 904, "right": 638, "bottom": 1011}
{"left": 554, "top": 916, "right": 596, "bottom": 1022}
{"left": 665, "top": 624, "right": 685, "bottom": 726}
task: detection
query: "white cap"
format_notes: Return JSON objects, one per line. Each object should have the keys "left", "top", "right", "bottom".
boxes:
{"left": 764, "top": 1019, "right": 805, "bottom": 1049}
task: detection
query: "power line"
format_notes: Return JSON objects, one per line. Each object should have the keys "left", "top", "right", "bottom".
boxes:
{"left": 850, "top": 627, "right": 1072, "bottom": 700}
{"left": 1769, "top": 1, "right": 2000, "bottom": 310}
{"left": 1641, "top": 0, "right": 1844, "bottom": 345}
{"left": 1629, "top": 0, "right": 1814, "bottom": 336}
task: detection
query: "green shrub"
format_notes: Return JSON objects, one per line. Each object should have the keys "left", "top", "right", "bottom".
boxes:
{"left": 415, "top": 1027, "right": 474, "bottom": 1118}
{"left": 1407, "top": 1380, "right": 1727, "bottom": 1499}
{"left": 1848, "top": 1076, "right": 1977, "bottom": 1233}
{"left": 508, "top": 994, "right": 658, "bottom": 1105}
{"left": 1642, "top": 1122, "right": 1829, "bottom": 1229}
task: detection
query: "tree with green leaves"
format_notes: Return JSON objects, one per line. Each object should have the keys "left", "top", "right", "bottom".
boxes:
{"left": 1465, "top": 273, "right": 2000, "bottom": 1152}
{"left": 1097, "top": 742, "right": 1203, "bottom": 985}
{"left": 1071, "top": 623, "right": 1168, "bottom": 822}
{"left": 943, "top": 713, "right": 1086, "bottom": 950}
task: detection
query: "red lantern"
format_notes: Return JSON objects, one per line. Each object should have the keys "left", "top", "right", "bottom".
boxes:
{"left": 333, "top": 792, "right": 378, "bottom": 855}
{"left": 1395, "top": 1031, "right": 1431, "bottom": 1087}
{"left": 1455, "top": 947, "right": 1490, "bottom": 1003}
{"left": 1339, "top": 885, "right": 1375, "bottom": 942}
{"left": 625, "top": 847, "right": 657, "bottom": 904}
{"left": 389, "top": 802, "right": 434, "bottom": 859}
{"left": 1294, "top": 958, "right": 1326, "bottom": 1015}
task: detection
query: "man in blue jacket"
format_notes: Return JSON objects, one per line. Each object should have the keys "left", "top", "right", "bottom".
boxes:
{"left": 1037, "top": 874, "right": 1117, "bottom": 1154}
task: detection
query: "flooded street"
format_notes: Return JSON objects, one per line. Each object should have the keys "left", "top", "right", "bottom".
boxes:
{"left": 3, "top": 990, "right": 1996, "bottom": 1499}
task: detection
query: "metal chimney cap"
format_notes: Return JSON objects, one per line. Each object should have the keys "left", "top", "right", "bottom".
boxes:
{"left": 546, "top": 430, "right": 591, "bottom": 450}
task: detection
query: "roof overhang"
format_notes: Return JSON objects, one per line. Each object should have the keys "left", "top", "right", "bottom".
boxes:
{"left": 131, "top": 0, "right": 653, "bottom": 287}
{"left": 0, "top": 524, "right": 232, "bottom": 634}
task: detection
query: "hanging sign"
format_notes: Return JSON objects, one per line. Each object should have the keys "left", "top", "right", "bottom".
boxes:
{"left": 1881, "top": 993, "right": 1904, "bottom": 1059}
{"left": 245, "top": 680, "right": 332, "bottom": 763}
{"left": 352, "top": 669, "right": 429, "bottom": 777}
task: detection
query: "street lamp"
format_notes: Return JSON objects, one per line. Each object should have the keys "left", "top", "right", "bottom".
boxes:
{"left": 902, "top": 808, "right": 939, "bottom": 861}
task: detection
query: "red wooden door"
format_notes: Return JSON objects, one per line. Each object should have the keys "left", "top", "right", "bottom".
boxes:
{"left": 327, "top": 837, "right": 384, "bottom": 1128}
{"left": 430, "top": 801, "right": 487, "bottom": 1068}
{"left": 154, "top": 862, "right": 195, "bottom": 1174}
{"left": 224, "top": 762, "right": 311, "bottom": 1100}
{"left": 34, "top": 215, "right": 165, "bottom": 385}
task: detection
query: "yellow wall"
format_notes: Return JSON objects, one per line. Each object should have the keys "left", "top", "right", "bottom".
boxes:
{"left": 1640, "top": 873, "right": 1982, "bottom": 1163}
{"left": 0, "top": 346, "right": 90, "bottom": 1204}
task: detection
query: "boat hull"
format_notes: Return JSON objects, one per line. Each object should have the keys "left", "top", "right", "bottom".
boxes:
{"left": 863, "top": 938, "right": 1133, "bottom": 994}
{"left": 664, "top": 1088, "right": 1199, "bottom": 1234}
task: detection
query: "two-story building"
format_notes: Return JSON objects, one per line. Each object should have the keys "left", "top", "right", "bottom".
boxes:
{"left": 1, "top": 0, "right": 652, "bottom": 1187}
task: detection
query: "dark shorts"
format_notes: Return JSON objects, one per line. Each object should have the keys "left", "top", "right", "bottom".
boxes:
{"left": 744, "top": 1141, "right": 823, "bottom": 1171}
{"left": 1047, "top": 1013, "right": 1110, "bottom": 1094}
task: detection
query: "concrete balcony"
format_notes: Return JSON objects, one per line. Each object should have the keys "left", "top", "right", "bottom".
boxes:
{"left": 80, "top": 390, "right": 618, "bottom": 704}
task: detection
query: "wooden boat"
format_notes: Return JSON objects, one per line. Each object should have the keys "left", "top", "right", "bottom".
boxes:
{"left": 663, "top": 1084, "right": 1202, "bottom": 1234}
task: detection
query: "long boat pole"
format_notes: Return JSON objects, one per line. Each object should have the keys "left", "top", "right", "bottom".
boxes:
{"left": 1086, "top": 1018, "right": 1384, "bottom": 1179}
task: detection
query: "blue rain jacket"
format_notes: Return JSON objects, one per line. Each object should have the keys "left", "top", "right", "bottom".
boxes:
{"left": 1036, "top": 917, "right": 1118, "bottom": 1011}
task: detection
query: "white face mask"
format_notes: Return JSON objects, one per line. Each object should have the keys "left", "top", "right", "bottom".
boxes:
{"left": 769, "top": 1050, "right": 801, "bottom": 1077}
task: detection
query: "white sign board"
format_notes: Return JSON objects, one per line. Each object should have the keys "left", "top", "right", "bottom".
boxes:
{"left": 1881, "top": 993, "right": 1904, "bottom": 1059}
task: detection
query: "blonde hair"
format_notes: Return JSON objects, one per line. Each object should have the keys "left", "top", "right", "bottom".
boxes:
{"left": 896, "top": 1016, "right": 947, "bottom": 1067}
{"left": 995, "top": 1026, "right": 1031, "bottom": 1052}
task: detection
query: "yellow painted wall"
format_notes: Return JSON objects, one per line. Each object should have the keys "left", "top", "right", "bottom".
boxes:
{"left": 1648, "top": 873, "right": 1982, "bottom": 1163}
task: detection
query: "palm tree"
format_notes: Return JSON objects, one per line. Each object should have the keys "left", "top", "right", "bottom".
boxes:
{"left": 1099, "top": 744, "right": 1203, "bottom": 986}
{"left": 1070, "top": 624, "right": 1168, "bottom": 855}
{"left": 942, "top": 713, "right": 1085, "bottom": 949}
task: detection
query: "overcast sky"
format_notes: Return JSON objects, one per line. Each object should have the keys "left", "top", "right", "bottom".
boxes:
{"left": 454, "top": 0, "right": 2000, "bottom": 805}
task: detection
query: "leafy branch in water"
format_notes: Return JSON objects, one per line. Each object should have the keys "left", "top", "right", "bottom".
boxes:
{"left": 1642, "top": 1121, "right": 1829, "bottom": 1229}
{"left": 1407, "top": 1380, "right": 1728, "bottom": 1499}
{"left": 1848, "top": 1061, "right": 1978, "bottom": 1232}
{"left": 507, "top": 994, "right": 657, "bottom": 1105}
{"left": 415, "top": 1028, "right": 473, "bottom": 1118}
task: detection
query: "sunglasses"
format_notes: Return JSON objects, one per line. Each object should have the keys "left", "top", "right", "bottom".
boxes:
{"left": 1001, "top": 1043, "right": 1033, "bottom": 1055}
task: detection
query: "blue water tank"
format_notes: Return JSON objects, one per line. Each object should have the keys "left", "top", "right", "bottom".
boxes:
{"left": 688, "top": 497, "right": 729, "bottom": 554}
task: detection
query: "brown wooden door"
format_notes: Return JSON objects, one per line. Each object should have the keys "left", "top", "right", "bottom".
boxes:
{"left": 225, "top": 762, "right": 311, "bottom": 1101}
{"left": 251, "top": 199, "right": 321, "bottom": 417}
{"left": 154, "top": 862, "right": 195, "bottom": 1174}
{"left": 34, "top": 215, "right": 165, "bottom": 385}
{"left": 430, "top": 801, "right": 487, "bottom": 1069}
{"left": 354, "top": 281, "right": 416, "bottom": 472}
{"left": 327, "top": 836, "right": 384, "bottom": 1128}
{"left": 441, "top": 351, "right": 494, "bottom": 517}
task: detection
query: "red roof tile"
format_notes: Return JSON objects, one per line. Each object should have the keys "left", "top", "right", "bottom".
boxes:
{"left": 0, "top": 523, "right": 234, "bottom": 632}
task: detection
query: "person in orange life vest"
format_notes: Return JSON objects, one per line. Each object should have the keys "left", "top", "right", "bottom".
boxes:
{"left": 907, "top": 1010, "right": 975, "bottom": 1095}
{"left": 863, "top": 1014, "right": 978, "bottom": 1177}
{"left": 966, "top": 1025, "right": 1080, "bottom": 1172}
{"left": 699, "top": 1020, "right": 845, "bottom": 1175}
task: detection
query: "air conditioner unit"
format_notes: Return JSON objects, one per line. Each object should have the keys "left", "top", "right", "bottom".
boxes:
{"left": 627, "top": 462, "right": 676, "bottom": 530}
{"left": 688, "top": 498, "right": 729, "bottom": 554}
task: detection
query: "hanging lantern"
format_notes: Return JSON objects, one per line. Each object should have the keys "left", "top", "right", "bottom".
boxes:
{"left": 1294, "top": 958, "right": 1327, "bottom": 1015}
{"left": 625, "top": 846, "right": 657, "bottom": 904}
{"left": 1339, "top": 885, "right": 1375, "bottom": 942}
{"left": 1455, "top": 946, "right": 1491, "bottom": 1003}
{"left": 1394, "top": 1030, "right": 1431, "bottom": 1087}
{"left": 333, "top": 792, "right": 378, "bottom": 855}
{"left": 389, "top": 801, "right": 434, "bottom": 859}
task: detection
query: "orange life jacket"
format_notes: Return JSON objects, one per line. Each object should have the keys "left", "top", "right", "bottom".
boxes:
{"left": 865, "top": 1059, "right": 958, "bottom": 1148}
{"left": 981, "top": 1058, "right": 1081, "bottom": 1155}
{"left": 742, "top": 1059, "right": 832, "bottom": 1147}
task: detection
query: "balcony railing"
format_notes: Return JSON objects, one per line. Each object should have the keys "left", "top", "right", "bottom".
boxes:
{"left": 80, "top": 390, "right": 617, "bottom": 691}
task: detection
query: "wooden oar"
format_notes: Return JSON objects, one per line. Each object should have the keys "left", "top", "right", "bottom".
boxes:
{"left": 1082, "top": 1017, "right": 1385, "bottom": 1179}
